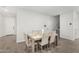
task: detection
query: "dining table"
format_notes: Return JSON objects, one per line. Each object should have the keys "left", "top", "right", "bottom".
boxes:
{"left": 27, "top": 32, "right": 58, "bottom": 52}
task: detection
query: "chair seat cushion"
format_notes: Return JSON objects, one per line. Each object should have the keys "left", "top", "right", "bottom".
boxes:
{"left": 39, "top": 42, "right": 48, "bottom": 46}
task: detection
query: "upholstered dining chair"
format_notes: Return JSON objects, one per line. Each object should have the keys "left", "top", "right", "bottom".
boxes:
{"left": 39, "top": 33, "right": 49, "bottom": 51}
{"left": 24, "top": 33, "right": 32, "bottom": 51}
{"left": 24, "top": 33, "right": 38, "bottom": 52}
{"left": 49, "top": 31, "right": 56, "bottom": 47}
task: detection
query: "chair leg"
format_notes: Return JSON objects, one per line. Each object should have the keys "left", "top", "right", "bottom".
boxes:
{"left": 53, "top": 42, "right": 55, "bottom": 48}
{"left": 35, "top": 45, "right": 38, "bottom": 52}
{"left": 25, "top": 46, "right": 30, "bottom": 52}
{"left": 37, "top": 43, "right": 39, "bottom": 52}
{"left": 46, "top": 44, "right": 49, "bottom": 50}
{"left": 49, "top": 43, "right": 51, "bottom": 50}
{"left": 24, "top": 45, "right": 28, "bottom": 51}
{"left": 40, "top": 46, "right": 43, "bottom": 52}
{"left": 48, "top": 43, "right": 51, "bottom": 50}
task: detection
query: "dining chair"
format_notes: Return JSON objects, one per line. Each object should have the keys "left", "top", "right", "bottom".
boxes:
{"left": 24, "top": 33, "right": 32, "bottom": 51}
{"left": 24, "top": 33, "right": 39, "bottom": 52}
{"left": 49, "top": 31, "right": 56, "bottom": 47}
{"left": 39, "top": 32, "right": 49, "bottom": 51}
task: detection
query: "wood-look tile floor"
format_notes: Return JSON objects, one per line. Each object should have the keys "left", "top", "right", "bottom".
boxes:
{"left": 0, "top": 35, "right": 79, "bottom": 53}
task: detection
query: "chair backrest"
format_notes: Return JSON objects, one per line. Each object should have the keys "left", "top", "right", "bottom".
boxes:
{"left": 41, "top": 33, "right": 49, "bottom": 45}
{"left": 24, "top": 33, "right": 28, "bottom": 45}
{"left": 24, "top": 33, "right": 32, "bottom": 47}
{"left": 50, "top": 31, "right": 56, "bottom": 43}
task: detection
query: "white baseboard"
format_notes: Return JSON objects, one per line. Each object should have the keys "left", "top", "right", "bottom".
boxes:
{"left": 16, "top": 39, "right": 25, "bottom": 43}
{"left": 60, "top": 37, "right": 75, "bottom": 41}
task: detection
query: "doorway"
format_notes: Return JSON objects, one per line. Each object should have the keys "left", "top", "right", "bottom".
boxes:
{"left": 55, "top": 15, "right": 60, "bottom": 39}
{"left": 4, "top": 16, "right": 16, "bottom": 36}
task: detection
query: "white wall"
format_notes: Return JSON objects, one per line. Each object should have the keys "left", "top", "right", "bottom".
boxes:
{"left": 16, "top": 9, "right": 59, "bottom": 42}
{"left": 0, "top": 14, "right": 16, "bottom": 37}
{"left": 73, "top": 11, "right": 79, "bottom": 39}
{"left": 0, "top": 14, "right": 5, "bottom": 37}
{"left": 60, "top": 12, "right": 73, "bottom": 40}
{"left": 60, "top": 11, "right": 79, "bottom": 40}
{"left": 76, "top": 13, "right": 79, "bottom": 39}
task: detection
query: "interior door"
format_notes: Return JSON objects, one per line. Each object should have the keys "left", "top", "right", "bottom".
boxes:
{"left": 57, "top": 15, "right": 60, "bottom": 39}
{"left": 55, "top": 15, "right": 60, "bottom": 39}
{"left": 5, "top": 16, "right": 15, "bottom": 35}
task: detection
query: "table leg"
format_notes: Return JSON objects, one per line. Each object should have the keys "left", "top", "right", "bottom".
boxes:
{"left": 55, "top": 36, "right": 58, "bottom": 46}
{"left": 32, "top": 40, "right": 35, "bottom": 53}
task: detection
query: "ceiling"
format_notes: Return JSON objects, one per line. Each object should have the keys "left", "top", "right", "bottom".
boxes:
{"left": 0, "top": 6, "right": 16, "bottom": 16}
{"left": 0, "top": 6, "right": 79, "bottom": 16}
{"left": 19, "top": 6, "right": 79, "bottom": 16}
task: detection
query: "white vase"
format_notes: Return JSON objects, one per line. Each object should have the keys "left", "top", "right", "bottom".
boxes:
{"left": 42, "top": 29, "right": 44, "bottom": 34}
